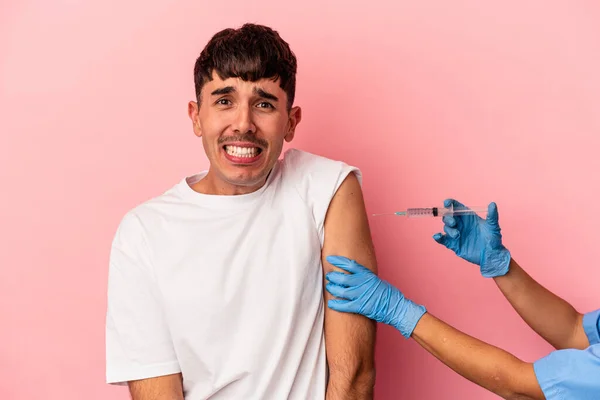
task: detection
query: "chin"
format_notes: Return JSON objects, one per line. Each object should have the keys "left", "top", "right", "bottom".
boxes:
{"left": 224, "top": 171, "right": 269, "bottom": 188}
{"left": 223, "top": 158, "right": 275, "bottom": 185}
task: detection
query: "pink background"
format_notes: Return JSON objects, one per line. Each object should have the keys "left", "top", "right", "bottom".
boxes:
{"left": 2, "top": 1, "right": 599, "bottom": 399}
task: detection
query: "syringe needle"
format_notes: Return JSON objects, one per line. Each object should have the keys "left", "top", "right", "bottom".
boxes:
{"left": 371, "top": 212, "right": 407, "bottom": 216}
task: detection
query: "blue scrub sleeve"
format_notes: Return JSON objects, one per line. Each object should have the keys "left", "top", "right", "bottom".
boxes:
{"left": 533, "top": 346, "right": 600, "bottom": 399}
{"left": 583, "top": 309, "right": 600, "bottom": 345}
{"left": 532, "top": 309, "right": 600, "bottom": 399}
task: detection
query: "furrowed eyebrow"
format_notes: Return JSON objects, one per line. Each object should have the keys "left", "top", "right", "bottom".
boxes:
{"left": 211, "top": 86, "right": 236, "bottom": 96}
{"left": 254, "top": 88, "right": 278, "bottom": 102}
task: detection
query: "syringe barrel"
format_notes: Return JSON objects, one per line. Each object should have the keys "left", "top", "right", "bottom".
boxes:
{"left": 405, "top": 204, "right": 484, "bottom": 217}
{"left": 405, "top": 207, "right": 441, "bottom": 217}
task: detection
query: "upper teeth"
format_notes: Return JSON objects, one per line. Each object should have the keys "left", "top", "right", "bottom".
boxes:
{"left": 225, "top": 145, "right": 259, "bottom": 157}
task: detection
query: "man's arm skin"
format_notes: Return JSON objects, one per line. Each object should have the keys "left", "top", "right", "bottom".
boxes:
{"left": 322, "top": 173, "right": 377, "bottom": 399}
{"left": 494, "top": 259, "right": 589, "bottom": 350}
{"left": 128, "top": 373, "right": 184, "bottom": 400}
{"left": 412, "top": 313, "right": 545, "bottom": 400}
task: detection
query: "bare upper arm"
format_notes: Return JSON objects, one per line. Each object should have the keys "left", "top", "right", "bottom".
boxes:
{"left": 322, "top": 172, "right": 377, "bottom": 275}
{"left": 569, "top": 313, "right": 591, "bottom": 350}
{"left": 321, "top": 172, "right": 377, "bottom": 390}
{"left": 505, "top": 362, "right": 545, "bottom": 400}
{"left": 128, "top": 373, "right": 184, "bottom": 400}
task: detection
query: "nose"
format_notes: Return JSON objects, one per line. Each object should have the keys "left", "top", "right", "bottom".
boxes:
{"left": 231, "top": 105, "right": 256, "bottom": 135}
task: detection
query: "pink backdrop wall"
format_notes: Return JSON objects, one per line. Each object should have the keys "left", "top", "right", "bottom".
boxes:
{"left": 2, "top": 1, "right": 599, "bottom": 399}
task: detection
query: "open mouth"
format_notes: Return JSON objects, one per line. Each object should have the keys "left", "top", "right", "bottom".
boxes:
{"left": 223, "top": 145, "right": 263, "bottom": 158}
{"left": 222, "top": 144, "right": 264, "bottom": 165}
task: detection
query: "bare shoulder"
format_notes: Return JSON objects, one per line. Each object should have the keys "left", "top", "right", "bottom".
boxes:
{"left": 323, "top": 171, "right": 376, "bottom": 273}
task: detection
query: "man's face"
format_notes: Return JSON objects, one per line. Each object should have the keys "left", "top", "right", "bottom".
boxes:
{"left": 188, "top": 71, "right": 301, "bottom": 194}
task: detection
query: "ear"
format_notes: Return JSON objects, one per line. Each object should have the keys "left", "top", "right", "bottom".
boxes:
{"left": 188, "top": 101, "right": 202, "bottom": 137}
{"left": 284, "top": 106, "right": 302, "bottom": 143}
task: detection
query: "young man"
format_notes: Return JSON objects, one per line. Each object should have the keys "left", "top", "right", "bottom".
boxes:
{"left": 105, "top": 24, "right": 376, "bottom": 399}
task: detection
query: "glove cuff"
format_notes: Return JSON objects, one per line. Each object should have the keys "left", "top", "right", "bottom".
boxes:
{"left": 394, "top": 299, "right": 427, "bottom": 339}
{"left": 481, "top": 247, "right": 511, "bottom": 278}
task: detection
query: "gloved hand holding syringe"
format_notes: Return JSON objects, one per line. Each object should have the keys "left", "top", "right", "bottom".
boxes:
{"left": 373, "top": 202, "right": 488, "bottom": 218}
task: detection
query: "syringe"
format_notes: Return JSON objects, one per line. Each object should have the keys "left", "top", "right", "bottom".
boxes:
{"left": 372, "top": 204, "right": 487, "bottom": 218}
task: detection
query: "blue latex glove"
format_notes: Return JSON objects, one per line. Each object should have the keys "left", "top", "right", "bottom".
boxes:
{"left": 433, "top": 199, "right": 511, "bottom": 278}
{"left": 325, "top": 255, "right": 426, "bottom": 338}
